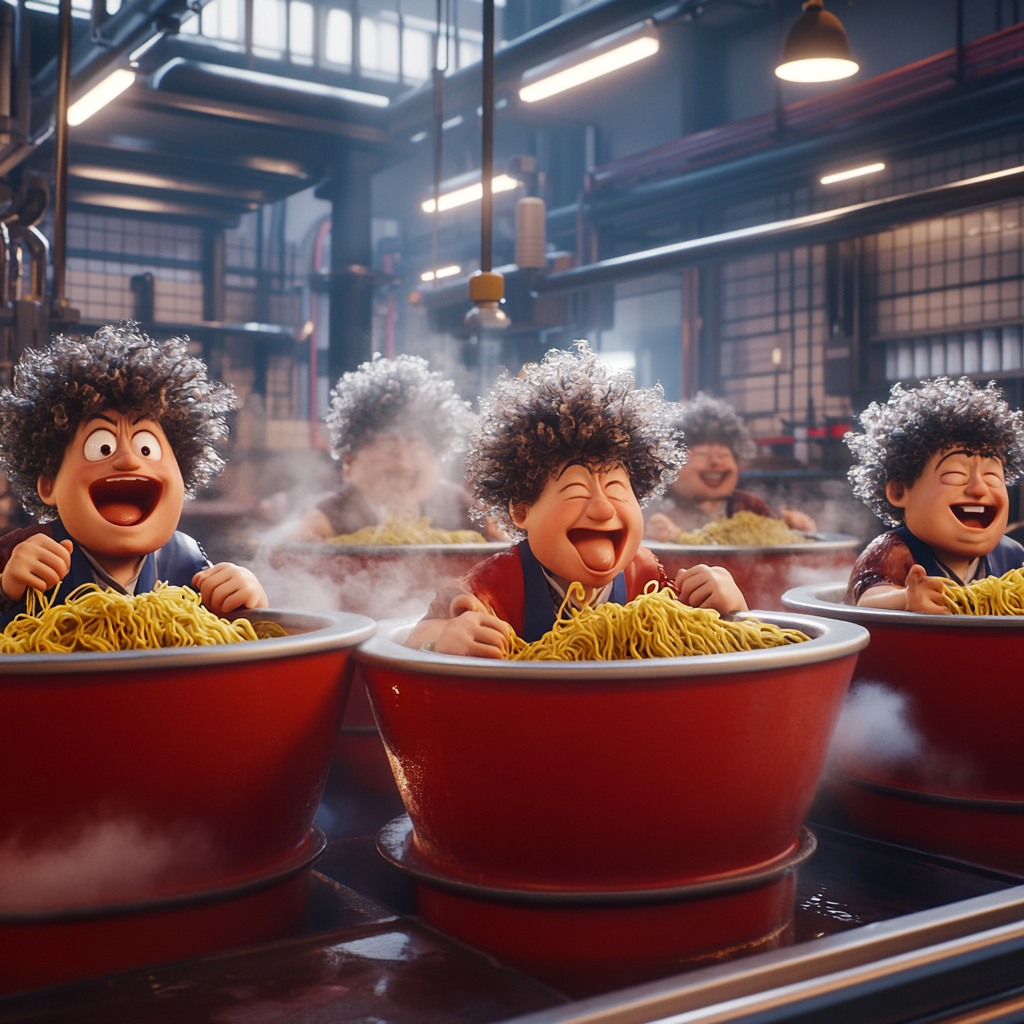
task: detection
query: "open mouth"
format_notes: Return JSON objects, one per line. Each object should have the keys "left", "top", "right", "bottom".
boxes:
{"left": 382, "top": 472, "right": 419, "bottom": 495}
{"left": 950, "top": 503, "right": 998, "bottom": 530}
{"left": 88, "top": 476, "right": 163, "bottom": 526}
{"left": 699, "top": 472, "right": 730, "bottom": 489}
{"left": 568, "top": 528, "right": 624, "bottom": 574}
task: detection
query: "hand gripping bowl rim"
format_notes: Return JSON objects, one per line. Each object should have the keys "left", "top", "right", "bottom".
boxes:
{"left": 354, "top": 611, "right": 869, "bottom": 681}
{"left": 645, "top": 531, "right": 861, "bottom": 557}
{"left": 0, "top": 607, "right": 376, "bottom": 675}
{"left": 781, "top": 583, "right": 1024, "bottom": 630}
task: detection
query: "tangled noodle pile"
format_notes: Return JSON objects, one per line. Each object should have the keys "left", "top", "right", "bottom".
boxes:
{"left": 942, "top": 568, "right": 1024, "bottom": 615}
{"left": 327, "top": 516, "right": 485, "bottom": 546}
{"left": 0, "top": 583, "right": 287, "bottom": 654}
{"left": 676, "top": 511, "right": 811, "bottom": 547}
{"left": 504, "top": 582, "right": 810, "bottom": 661}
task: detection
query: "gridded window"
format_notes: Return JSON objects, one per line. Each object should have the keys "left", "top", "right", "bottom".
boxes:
{"left": 324, "top": 7, "right": 353, "bottom": 66}
{"left": 289, "top": 1, "right": 314, "bottom": 62}
{"left": 867, "top": 201, "right": 1024, "bottom": 337}
{"left": 360, "top": 15, "right": 400, "bottom": 79}
{"left": 719, "top": 246, "right": 850, "bottom": 436}
{"left": 403, "top": 26, "right": 433, "bottom": 82}
{"left": 199, "top": 0, "right": 243, "bottom": 43}
{"left": 66, "top": 260, "right": 202, "bottom": 324}
{"left": 252, "top": 0, "right": 287, "bottom": 55}
{"left": 883, "top": 327, "right": 1024, "bottom": 381}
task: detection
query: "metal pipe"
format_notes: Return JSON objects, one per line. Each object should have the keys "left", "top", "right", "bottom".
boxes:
{"left": 50, "top": 0, "right": 72, "bottom": 314}
{"left": 390, "top": 0, "right": 694, "bottom": 129}
{"left": 480, "top": 0, "right": 494, "bottom": 273}
{"left": 955, "top": 0, "right": 965, "bottom": 82}
{"left": 24, "top": 226, "right": 49, "bottom": 301}
{"left": 543, "top": 74, "right": 1024, "bottom": 241}
{"left": 534, "top": 162, "right": 1024, "bottom": 295}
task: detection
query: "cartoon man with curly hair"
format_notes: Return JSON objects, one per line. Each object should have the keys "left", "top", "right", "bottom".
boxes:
{"left": 845, "top": 376, "right": 1024, "bottom": 613}
{"left": 645, "top": 392, "right": 817, "bottom": 540}
{"left": 0, "top": 323, "right": 267, "bottom": 623}
{"left": 407, "top": 343, "right": 748, "bottom": 658}
{"left": 293, "top": 354, "right": 475, "bottom": 541}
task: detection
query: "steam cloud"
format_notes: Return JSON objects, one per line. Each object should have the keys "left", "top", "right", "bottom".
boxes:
{"left": 0, "top": 817, "right": 215, "bottom": 913}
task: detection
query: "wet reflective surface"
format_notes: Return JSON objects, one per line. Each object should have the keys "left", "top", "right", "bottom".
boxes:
{"left": 0, "top": 749, "right": 1019, "bottom": 1022}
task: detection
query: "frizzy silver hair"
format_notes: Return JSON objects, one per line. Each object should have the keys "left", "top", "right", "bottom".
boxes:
{"left": 673, "top": 392, "right": 757, "bottom": 461}
{"left": 845, "top": 376, "right": 1024, "bottom": 527}
{"left": 465, "top": 341, "right": 687, "bottom": 540}
{"left": 325, "top": 354, "right": 473, "bottom": 463}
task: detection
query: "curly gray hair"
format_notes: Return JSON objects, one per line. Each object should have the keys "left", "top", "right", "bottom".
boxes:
{"left": 326, "top": 354, "right": 472, "bottom": 463}
{"left": 672, "top": 392, "right": 756, "bottom": 461}
{"left": 466, "top": 341, "right": 687, "bottom": 539}
{"left": 0, "top": 322, "right": 235, "bottom": 520}
{"left": 845, "top": 377, "right": 1024, "bottom": 526}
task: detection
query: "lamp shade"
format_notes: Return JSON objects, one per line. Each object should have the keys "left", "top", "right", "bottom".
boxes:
{"left": 776, "top": 0, "right": 859, "bottom": 83}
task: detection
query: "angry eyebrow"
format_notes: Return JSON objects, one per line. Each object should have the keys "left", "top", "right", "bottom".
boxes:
{"left": 86, "top": 413, "right": 118, "bottom": 427}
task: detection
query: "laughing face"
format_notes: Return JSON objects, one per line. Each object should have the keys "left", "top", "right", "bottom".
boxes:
{"left": 346, "top": 431, "right": 442, "bottom": 513}
{"left": 511, "top": 463, "right": 645, "bottom": 589}
{"left": 37, "top": 410, "right": 185, "bottom": 557}
{"left": 886, "top": 447, "right": 1008, "bottom": 571}
{"left": 671, "top": 444, "right": 739, "bottom": 505}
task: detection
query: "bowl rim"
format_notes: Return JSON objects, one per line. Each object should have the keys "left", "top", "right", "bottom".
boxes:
{"left": 376, "top": 814, "right": 818, "bottom": 906}
{"left": 644, "top": 531, "right": 861, "bottom": 556}
{"left": 782, "top": 583, "right": 1024, "bottom": 630}
{"left": 275, "top": 540, "right": 511, "bottom": 556}
{"left": 355, "top": 610, "right": 869, "bottom": 680}
{"left": 0, "top": 607, "right": 376, "bottom": 675}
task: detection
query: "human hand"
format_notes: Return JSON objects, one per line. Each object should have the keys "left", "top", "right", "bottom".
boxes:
{"left": 646, "top": 512, "right": 682, "bottom": 542}
{"left": 674, "top": 563, "right": 748, "bottom": 614}
{"left": 433, "top": 593, "right": 512, "bottom": 659}
{"left": 780, "top": 506, "right": 816, "bottom": 533}
{"left": 192, "top": 562, "right": 269, "bottom": 614}
{"left": 1, "top": 535, "right": 73, "bottom": 601}
{"left": 904, "top": 564, "right": 949, "bottom": 615}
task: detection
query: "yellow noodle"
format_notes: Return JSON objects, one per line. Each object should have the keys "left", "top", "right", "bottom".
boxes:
{"left": 676, "top": 510, "right": 811, "bottom": 547}
{"left": 941, "top": 568, "right": 1024, "bottom": 616}
{"left": 0, "top": 583, "right": 287, "bottom": 654}
{"left": 504, "top": 581, "right": 810, "bottom": 661}
{"left": 327, "top": 516, "right": 485, "bottom": 546}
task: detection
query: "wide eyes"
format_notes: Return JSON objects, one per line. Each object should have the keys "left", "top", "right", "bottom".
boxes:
{"left": 131, "top": 430, "right": 162, "bottom": 461}
{"left": 83, "top": 428, "right": 118, "bottom": 462}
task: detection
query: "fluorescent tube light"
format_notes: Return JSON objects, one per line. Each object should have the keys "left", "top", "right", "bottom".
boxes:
{"left": 67, "top": 69, "right": 136, "bottom": 126}
{"left": 519, "top": 21, "right": 658, "bottom": 104}
{"left": 421, "top": 265, "right": 461, "bottom": 282}
{"left": 421, "top": 174, "right": 519, "bottom": 213}
{"left": 128, "top": 32, "right": 164, "bottom": 65}
{"left": 820, "top": 161, "right": 885, "bottom": 185}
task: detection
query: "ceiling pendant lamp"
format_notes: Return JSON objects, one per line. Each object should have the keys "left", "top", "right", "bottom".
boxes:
{"left": 775, "top": 0, "right": 859, "bottom": 84}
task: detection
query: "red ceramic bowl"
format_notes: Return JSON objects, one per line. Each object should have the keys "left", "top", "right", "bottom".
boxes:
{"left": 271, "top": 542, "right": 509, "bottom": 618}
{"left": 647, "top": 533, "right": 860, "bottom": 611}
{"left": 378, "top": 814, "right": 814, "bottom": 998}
{"left": 0, "top": 608, "right": 375, "bottom": 992}
{"left": 782, "top": 584, "right": 1024, "bottom": 873}
{"left": 356, "top": 612, "right": 867, "bottom": 892}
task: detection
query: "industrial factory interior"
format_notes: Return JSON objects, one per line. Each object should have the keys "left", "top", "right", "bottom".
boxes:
{"left": 1, "top": 0, "right": 1024, "bottom": 1021}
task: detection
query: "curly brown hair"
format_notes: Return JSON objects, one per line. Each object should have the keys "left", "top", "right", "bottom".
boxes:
{"left": 0, "top": 322, "right": 236, "bottom": 520}
{"left": 845, "top": 377, "right": 1024, "bottom": 526}
{"left": 467, "top": 342, "right": 686, "bottom": 538}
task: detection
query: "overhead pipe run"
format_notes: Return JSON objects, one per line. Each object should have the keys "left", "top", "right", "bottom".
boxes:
{"left": 534, "top": 163, "right": 1024, "bottom": 295}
